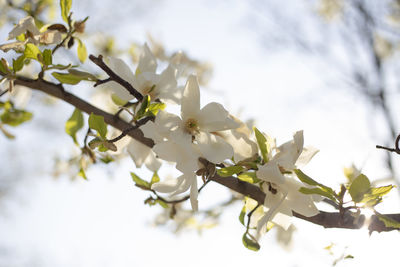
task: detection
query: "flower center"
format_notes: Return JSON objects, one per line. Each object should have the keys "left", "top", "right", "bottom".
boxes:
{"left": 142, "top": 84, "right": 156, "bottom": 99}
{"left": 184, "top": 118, "right": 199, "bottom": 135}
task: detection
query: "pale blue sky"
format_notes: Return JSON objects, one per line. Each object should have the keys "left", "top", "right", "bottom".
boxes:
{"left": 0, "top": 0, "right": 399, "bottom": 266}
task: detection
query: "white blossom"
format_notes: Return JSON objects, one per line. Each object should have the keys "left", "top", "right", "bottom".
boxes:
{"left": 0, "top": 16, "right": 61, "bottom": 52}
{"left": 104, "top": 44, "right": 180, "bottom": 104}
{"left": 255, "top": 131, "right": 319, "bottom": 238}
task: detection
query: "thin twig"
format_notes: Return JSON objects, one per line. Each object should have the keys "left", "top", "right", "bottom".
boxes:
{"left": 89, "top": 54, "right": 143, "bottom": 101}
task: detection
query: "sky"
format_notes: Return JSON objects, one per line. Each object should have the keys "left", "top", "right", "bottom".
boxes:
{"left": 0, "top": 0, "right": 399, "bottom": 266}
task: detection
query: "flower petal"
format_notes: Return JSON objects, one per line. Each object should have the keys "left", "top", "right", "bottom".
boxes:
{"left": 151, "top": 175, "right": 185, "bottom": 193}
{"left": 181, "top": 75, "right": 200, "bottom": 121}
{"left": 127, "top": 139, "right": 151, "bottom": 168}
{"left": 137, "top": 43, "right": 157, "bottom": 73}
{"left": 8, "top": 16, "right": 40, "bottom": 40}
{"left": 198, "top": 102, "right": 239, "bottom": 132}
{"left": 256, "top": 163, "right": 286, "bottom": 184}
{"left": 197, "top": 132, "right": 233, "bottom": 163}
{"left": 190, "top": 175, "right": 199, "bottom": 211}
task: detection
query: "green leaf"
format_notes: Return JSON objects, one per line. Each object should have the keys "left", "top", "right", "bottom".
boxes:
{"left": 13, "top": 55, "right": 25, "bottom": 72}
{"left": 146, "top": 102, "right": 166, "bottom": 116}
{"left": 360, "top": 185, "right": 394, "bottom": 207}
{"left": 65, "top": 108, "right": 83, "bottom": 145}
{"left": 376, "top": 213, "right": 400, "bottom": 229}
{"left": 77, "top": 39, "right": 87, "bottom": 63}
{"left": 349, "top": 174, "right": 371, "bottom": 203}
{"left": 150, "top": 172, "right": 160, "bottom": 185}
{"left": 299, "top": 187, "right": 337, "bottom": 202}
{"left": 239, "top": 204, "right": 246, "bottom": 226}
{"left": 111, "top": 94, "right": 128, "bottom": 106}
{"left": 78, "top": 167, "right": 87, "bottom": 180}
{"left": 24, "top": 43, "right": 42, "bottom": 61}
{"left": 242, "top": 233, "right": 260, "bottom": 251}
{"left": 43, "top": 49, "right": 52, "bottom": 66}
{"left": 0, "top": 58, "right": 10, "bottom": 74}
{"left": 88, "top": 113, "right": 107, "bottom": 138}
{"left": 60, "top": 0, "right": 72, "bottom": 23}
{"left": 156, "top": 199, "right": 168, "bottom": 209}
{"left": 294, "top": 169, "right": 320, "bottom": 186}
{"left": 99, "top": 154, "right": 114, "bottom": 164}
{"left": 238, "top": 172, "right": 260, "bottom": 184}
{"left": 52, "top": 72, "right": 84, "bottom": 84}
{"left": 217, "top": 166, "right": 244, "bottom": 177}
{"left": 0, "top": 124, "right": 15, "bottom": 139}
{"left": 130, "top": 172, "right": 151, "bottom": 189}
{"left": 48, "top": 63, "right": 74, "bottom": 70}
{"left": 136, "top": 95, "right": 150, "bottom": 119}
{"left": 68, "top": 69, "right": 97, "bottom": 81}
{"left": 1, "top": 107, "right": 32, "bottom": 127}
{"left": 294, "top": 169, "right": 336, "bottom": 198}
{"left": 253, "top": 127, "right": 269, "bottom": 163}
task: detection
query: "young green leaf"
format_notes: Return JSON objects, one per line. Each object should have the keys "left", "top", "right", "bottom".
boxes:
{"left": 239, "top": 204, "right": 246, "bottom": 226}
{"left": 349, "top": 174, "right": 371, "bottom": 203}
{"left": 299, "top": 187, "right": 337, "bottom": 202}
{"left": 376, "top": 213, "right": 400, "bottom": 229}
{"left": 77, "top": 39, "right": 87, "bottom": 63}
{"left": 131, "top": 172, "right": 151, "bottom": 189}
{"left": 24, "top": 43, "right": 42, "bottom": 61}
{"left": 88, "top": 113, "right": 107, "bottom": 138}
{"left": 68, "top": 69, "right": 97, "bottom": 81}
{"left": 242, "top": 233, "right": 260, "bottom": 251}
{"left": 1, "top": 108, "right": 32, "bottom": 127}
{"left": 78, "top": 167, "right": 87, "bottom": 180}
{"left": 238, "top": 172, "right": 260, "bottom": 184}
{"left": 52, "top": 72, "right": 84, "bottom": 84}
{"left": 253, "top": 127, "right": 269, "bottom": 163}
{"left": 12, "top": 55, "right": 25, "bottom": 72}
{"left": 65, "top": 108, "right": 83, "bottom": 145}
{"left": 150, "top": 172, "right": 160, "bottom": 185}
{"left": 217, "top": 166, "right": 244, "bottom": 177}
{"left": 42, "top": 49, "right": 53, "bottom": 66}
{"left": 136, "top": 95, "right": 150, "bottom": 119}
{"left": 0, "top": 58, "right": 10, "bottom": 74}
{"left": 146, "top": 102, "right": 166, "bottom": 116}
{"left": 60, "top": 0, "right": 72, "bottom": 23}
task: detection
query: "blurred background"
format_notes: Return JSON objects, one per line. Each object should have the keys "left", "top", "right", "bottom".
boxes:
{"left": 0, "top": 0, "right": 400, "bottom": 266}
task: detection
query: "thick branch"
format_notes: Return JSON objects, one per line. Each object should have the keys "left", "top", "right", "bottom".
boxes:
{"left": 11, "top": 75, "right": 399, "bottom": 233}
{"left": 209, "top": 174, "right": 399, "bottom": 232}
{"left": 13, "top": 76, "right": 154, "bottom": 147}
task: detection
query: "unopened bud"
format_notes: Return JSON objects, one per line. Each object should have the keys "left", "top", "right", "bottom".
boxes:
{"left": 74, "top": 20, "right": 86, "bottom": 34}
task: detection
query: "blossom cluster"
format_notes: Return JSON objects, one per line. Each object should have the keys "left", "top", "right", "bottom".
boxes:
{"left": 0, "top": 15, "right": 320, "bottom": 241}
{"left": 100, "top": 43, "right": 320, "bottom": 239}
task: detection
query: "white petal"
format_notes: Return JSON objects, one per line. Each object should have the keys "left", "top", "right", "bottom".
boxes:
{"left": 198, "top": 102, "right": 239, "bottom": 132}
{"left": 197, "top": 132, "right": 233, "bottom": 163}
{"left": 190, "top": 176, "right": 199, "bottom": 211}
{"left": 144, "top": 152, "right": 162, "bottom": 172}
{"left": 285, "top": 178, "right": 319, "bottom": 217}
{"left": 8, "top": 16, "right": 40, "bottom": 40}
{"left": 256, "top": 163, "right": 286, "bottom": 184}
{"left": 157, "top": 65, "right": 180, "bottom": 104}
{"left": 296, "top": 146, "right": 319, "bottom": 167}
{"left": 153, "top": 141, "right": 181, "bottom": 162}
{"left": 171, "top": 173, "right": 193, "bottom": 196}
{"left": 137, "top": 43, "right": 157, "bottom": 73}
{"left": 127, "top": 139, "right": 151, "bottom": 168}
{"left": 181, "top": 75, "right": 200, "bottom": 121}
{"left": 151, "top": 175, "right": 185, "bottom": 193}
{"left": 105, "top": 57, "right": 135, "bottom": 100}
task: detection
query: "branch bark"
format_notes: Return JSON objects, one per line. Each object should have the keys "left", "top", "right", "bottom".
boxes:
{"left": 11, "top": 75, "right": 400, "bottom": 233}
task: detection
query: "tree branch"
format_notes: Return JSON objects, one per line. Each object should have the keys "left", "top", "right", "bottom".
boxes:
{"left": 89, "top": 54, "right": 143, "bottom": 101}
{"left": 13, "top": 76, "right": 153, "bottom": 147}
{"left": 11, "top": 75, "right": 400, "bottom": 233}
